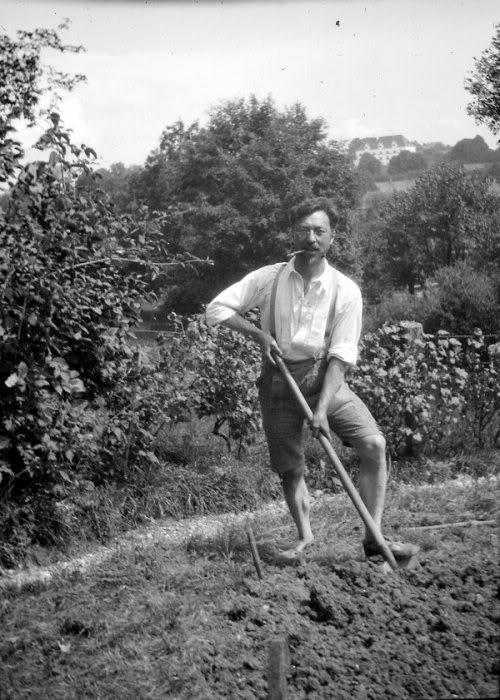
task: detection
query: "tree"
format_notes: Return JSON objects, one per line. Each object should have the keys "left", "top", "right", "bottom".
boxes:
{"left": 77, "top": 162, "right": 143, "bottom": 212}
{"left": 465, "top": 24, "right": 500, "bottom": 137}
{"left": 424, "top": 262, "right": 499, "bottom": 334}
{"left": 0, "top": 24, "right": 207, "bottom": 550}
{"left": 387, "top": 150, "right": 427, "bottom": 175}
{"left": 417, "top": 142, "right": 451, "bottom": 166}
{"left": 352, "top": 198, "right": 393, "bottom": 303}
{"left": 448, "top": 135, "right": 494, "bottom": 163}
{"left": 358, "top": 152, "right": 382, "bottom": 178}
{"left": 0, "top": 20, "right": 86, "bottom": 183}
{"left": 374, "top": 164, "right": 500, "bottom": 293}
{"left": 134, "top": 97, "right": 363, "bottom": 312}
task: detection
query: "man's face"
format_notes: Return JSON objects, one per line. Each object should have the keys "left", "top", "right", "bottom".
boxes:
{"left": 292, "top": 210, "right": 333, "bottom": 261}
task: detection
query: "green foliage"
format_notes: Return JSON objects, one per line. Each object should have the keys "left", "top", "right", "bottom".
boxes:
{"left": 350, "top": 324, "right": 499, "bottom": 458}
{"left": 423, "top": 262, "right": 499, "bottom": 335}
{"left": 0, "top": 21, "right": 85, "bottom": 185}
{"left": 0, "top": 24, "right": 212, "bottom": 558}
{"left": 352, "top": 198, "right": 395, "bottom": 304}
{"left": 447, "top": 135, "right": 498, "bottom": 163}
{"left": 134, "top": 96, "right": 362, "bottom": 312}
{"left": 0, "top": 20, "right": 86, "bottom": 126}
{"left": 0, "top": 110, "right": 173, "bottom": 488}
{"left": 358, "top": 152, "right": 382, "bottom": 177}
{"left": 156, "top": 314, "right": 262, "bottom": 455}
{"left": 416, "top": 142, "right": 451, "bottom": 166}
{"left": 387, "top": 150, "right": 427, "bottom": 175}
{"left": 363, "top": 289, "right": 441, "bottom": 333}
{"left": 364, "top": 262, "right": 498, "bottom": 335}
{"left": 160, "top": 317, "right": 499, "bottom": 462}
{"left": 374, "top": 164, "right": 500, "bottom": 292}
{"left": 77, "top": 162, "right": 143, "bottom": 213}
{"left": 465, "top": 23, "right": 500, "bottom": 136}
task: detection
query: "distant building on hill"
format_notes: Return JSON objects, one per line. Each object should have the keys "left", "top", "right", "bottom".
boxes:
{"left": 350, "top": 135, "right": 417, "bottom": 166}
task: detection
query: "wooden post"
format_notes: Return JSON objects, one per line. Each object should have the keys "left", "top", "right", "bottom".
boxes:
{"left": 268, "top": 637, "right": 288, "bottom": 699}
{"left": 246, "top": 524, "right": 264, "bottom": 580}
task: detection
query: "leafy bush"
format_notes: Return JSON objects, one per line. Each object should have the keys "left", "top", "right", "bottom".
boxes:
{"left": 423, "top": 262, "right": 499, "bottom": 334}
{"left": 0, "top": 24, "right": 209, "bottom": 560}
{"left": 157, "top": 318, "right": 498, "bottom": 462}
{"left": 364, "top": 288, "right": 441, "bottom": 332}
{"left": 350, "top": 324, "right": 499, "bottom": 457}
{"left": 364, "top": 261, "right": 499, "bottom": 335}
{"left": 155, "top": 313, "right": 263, "bottom": 455}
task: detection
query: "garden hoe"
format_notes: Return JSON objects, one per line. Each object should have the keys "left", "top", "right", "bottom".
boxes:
{"left": 273, "top": 354, "right": 419, "bottom": 573}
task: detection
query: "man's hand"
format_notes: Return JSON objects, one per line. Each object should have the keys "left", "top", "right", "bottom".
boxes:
{"left": 221, "top": 315, "right": 283, "bottom": 364}
{"left": 257, "top": 331, "right": 283, "bottom": 365}
{"left": 309, "top": 409, "right": 331, "bottom": 441}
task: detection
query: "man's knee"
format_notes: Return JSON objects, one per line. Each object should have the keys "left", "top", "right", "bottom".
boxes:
{"left": 280, "top": 466, "right": 305, "bottom": 486}
{"left": 355, "top": 433, "right": 386, "bottom": 459}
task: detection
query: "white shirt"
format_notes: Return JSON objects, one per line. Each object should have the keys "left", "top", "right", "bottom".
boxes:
{"left": 205, "top": 258, "right": 362, "bottom": 366}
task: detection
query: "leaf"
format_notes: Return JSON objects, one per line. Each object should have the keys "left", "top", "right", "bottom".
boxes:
{"left": 27, "top": 312, "right": 38, "bottom": 325}
{"left": 17, "top": 361, "right": 28, "bottom": 379}
{"left": 0, "top": 460, "right": 14, "bottom": 474}
{"left": 145, "top": 451, "right": 160, "bottom": 465}
{"left": 0, "top": 437, "right": 12, "bottom": 450}
{"left": 5, "top": 373, "right": 18, "bottom": 387}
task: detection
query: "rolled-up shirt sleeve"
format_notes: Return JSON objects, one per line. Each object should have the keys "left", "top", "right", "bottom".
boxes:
{"left": 205, "top": 266, "right": 274, "bottom": 326}
{"left": 327, "top": 287, "right": 362, "bottom": 366}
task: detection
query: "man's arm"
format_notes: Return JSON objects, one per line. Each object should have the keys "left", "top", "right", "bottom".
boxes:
{"left": 222, "top": 313, "right": 283, "bottom": 365}
{"left": 310, "top": 279, "right": 362, "bottom": 437}
{"left": 310, "top": 357, "right": 348, "bottom": 438}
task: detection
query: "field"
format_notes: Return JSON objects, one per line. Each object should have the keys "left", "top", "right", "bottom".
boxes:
{"left": 1, "top": 468, "right": 498, "bottom": 699}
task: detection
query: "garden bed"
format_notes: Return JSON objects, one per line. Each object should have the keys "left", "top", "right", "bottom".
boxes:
{"left": 1, "top": 474, "right": 498, "bottom": 699}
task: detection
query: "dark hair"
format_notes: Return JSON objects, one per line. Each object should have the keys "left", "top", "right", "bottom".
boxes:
{"left": 289, "top": 197, "right": 339, "bottom": 228}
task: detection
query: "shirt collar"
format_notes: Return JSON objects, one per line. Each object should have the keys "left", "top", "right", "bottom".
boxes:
{"left": 287, "top": 256, "right": 332, "bottom": 293}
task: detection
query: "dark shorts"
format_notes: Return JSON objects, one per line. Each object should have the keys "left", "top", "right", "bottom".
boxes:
{"left": 258, "top": 364, "right": 382, "bottom": 475}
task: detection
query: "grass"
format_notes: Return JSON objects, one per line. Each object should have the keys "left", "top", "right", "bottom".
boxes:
{"left": 0, "top": 420, "right": 282, "bottom": 570}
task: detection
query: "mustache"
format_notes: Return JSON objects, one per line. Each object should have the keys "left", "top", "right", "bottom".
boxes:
{"left": 287, "top": 247, "right": 320, "bottom": 257}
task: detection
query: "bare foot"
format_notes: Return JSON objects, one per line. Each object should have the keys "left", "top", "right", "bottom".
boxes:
{"left": 277, "top": 535, "right": 314, "bottom": 560}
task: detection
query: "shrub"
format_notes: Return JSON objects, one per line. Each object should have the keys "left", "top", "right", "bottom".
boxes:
{"left": 350, "top": 324, "right": 499, "bottom": 458}
{"left": 157, "top": 318, "right": 498, "bottom": 462}
{"left": 0, "top": 24, "right": 210, "bottom": 561}
{"left": 155, "top": 313, "right": 263, "bottom": 455}
{"left": 364, "top": 288, "right": 441, "bottom": 332}
{"left": 365, "top": 261, "right": 499, "bottom": 336}
{"left": 423, "top": 262, "right": 499, "bottom": 334}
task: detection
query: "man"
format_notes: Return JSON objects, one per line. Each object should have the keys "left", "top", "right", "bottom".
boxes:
{"left": 205, "top": 197, "right": 417, "bottom": 561}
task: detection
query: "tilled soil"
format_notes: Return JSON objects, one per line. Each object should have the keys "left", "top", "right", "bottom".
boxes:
{"left": 195, "top": 526, "right": 499, "bottom": 699}
{"left": 223, "top": 554, "right": 499, "bottom": 699}
{"left": 1, "top": 480, "right": 498, "bottom": 699}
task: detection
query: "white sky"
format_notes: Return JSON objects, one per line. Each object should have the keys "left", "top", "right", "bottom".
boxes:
{"left": 2, "top": 0, "right": 498, "bottom": 167}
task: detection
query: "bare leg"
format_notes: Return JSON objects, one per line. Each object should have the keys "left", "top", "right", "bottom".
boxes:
{"left": 279, "top": 468, "right": 314, "bottom": 558}
{"left": 350, "top": 433, "right": 420, "bottom": 559}
{"left": 350, "top": 434, "right": 387, "bottom": 538}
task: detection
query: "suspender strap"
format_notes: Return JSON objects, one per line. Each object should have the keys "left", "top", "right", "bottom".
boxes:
{"left": 323, "top": 270, "right": 339, "bottom": 347}
{"left": 269, "top": 263, "right": 287, "bottom": 340}
{"left": 269, "top": 263, "right": 339, "bottom": 355}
